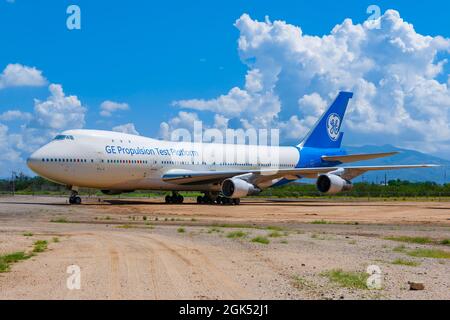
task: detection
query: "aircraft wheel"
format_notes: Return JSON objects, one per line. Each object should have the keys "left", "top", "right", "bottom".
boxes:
{"left": 233, "top": 198, "right": 240, "bottom": 205}
{"left": 165, "top": 195, "right": 172, "bottom": 204}
{"left": 177, "top": 195, "right": 184, "bottom": 204}
{"left": 69, "top": 195, "right": 81, "bottom": 205}
{"left": 197, "top": 196, "right": 203, "bottom": 204}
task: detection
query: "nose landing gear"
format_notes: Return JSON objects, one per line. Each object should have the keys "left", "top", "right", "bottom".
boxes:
{"left": 69, "top": 190, "right": 82, "bottom": 205}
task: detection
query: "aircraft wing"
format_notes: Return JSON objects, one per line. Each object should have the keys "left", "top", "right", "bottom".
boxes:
{"left": 327, "top": 165, "right": 437, "bottom": 181}
{"left": 162, "top": 164, "right": 437, "bottom": 186}
{"left": 321, "top": 152, "right": 398, "bottom": 163}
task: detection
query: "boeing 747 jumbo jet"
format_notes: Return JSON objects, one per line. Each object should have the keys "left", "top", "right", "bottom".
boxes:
{"left": 27, "top": 92, "right": 435, "bottom": 205}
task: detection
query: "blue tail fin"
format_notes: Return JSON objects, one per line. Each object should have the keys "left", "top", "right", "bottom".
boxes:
{"left": 299, "top": 91, "right": 353, "bottom": 149}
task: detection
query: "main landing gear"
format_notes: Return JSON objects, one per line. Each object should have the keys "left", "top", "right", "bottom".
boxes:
{"left": 69, "top": 190, "right": 82, "bottom": 205}
{"left": 165, "top": 192, "right": 184, "bottom": 204}
{"left": 196, "top": 193, "right": 241, "bottom": 205}
{"left": 164, "top": 192, "right": 241, "bottom": 205}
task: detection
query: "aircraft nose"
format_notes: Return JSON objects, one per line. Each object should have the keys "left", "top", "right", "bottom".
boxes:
{"left": 27, "top": 148, "right": 46, "bottom": 174}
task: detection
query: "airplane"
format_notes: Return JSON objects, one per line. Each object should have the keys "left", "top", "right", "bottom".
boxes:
{"left": 27, "top": 91, "right": 436, "bottom": 205}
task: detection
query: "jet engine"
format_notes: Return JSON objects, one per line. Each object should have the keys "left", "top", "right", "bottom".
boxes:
{"left": 221, "top": 178, "right": 261, "bottom": 198}
{"left": 316, "top": 174, "right": 353, "bottom": 194}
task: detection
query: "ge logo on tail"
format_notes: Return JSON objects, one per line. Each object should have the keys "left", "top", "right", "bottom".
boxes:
{"left": 327, "top": 113, "right": 341, "bottom": 141}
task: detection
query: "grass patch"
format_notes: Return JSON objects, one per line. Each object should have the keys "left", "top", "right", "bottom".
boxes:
{"left": 52, "top": 237, "right": 60, "bottom": 243}
{"left": 292, "top": 275, "right": 313, "bottom": 290}
{"left": 32, "top": 240, "right": 48, "bottom": 253}
{"left": 0, "top": 252, "right": 33, "bottom": 273}
{"left": 214, "top": 223, "right": 258, "bottom": 229}
{"left": 440, "top": 239, "right": 450, "bottom": 246}
{"left": 207, "top": 227, "right": 222, "bottom": 234}
{"left": 321, "top": 269, "right": 369, "bottom": 289}
{"left": 311, "top": 233, "right": 333, "bottom": 240}
{"left": 268, "top": 231, "right": 283, "bottom": 238}
{"left": 251, "top": 236, "right": 270, "bottom": 245}
{"left": 50, "top": 217, "right": 69, "bottom": 223}
{"left": 280, "top": 240, "right": 288, "bottom": 244}
{"left": 177, "top": 227, "right": 185, "bottom": 233}
{"left": 116, "top": 224, "right": 133, "bottom": 229}
{"left": 343, "top": 221, "right": 359, "bottom": 225}
{"left": 392, "top": 258, "right": 420, "bottom": 267}
{"left": 393, "top": 245, "right": 407, "bottom": 252}
{"left": 266, "top": 226, "right": 284, "bottom": 231}
{"left": 210, "top": 224, "right": 285, "bottom": 232}
{"left": 407, "top": 248, "right": 450, "bottom": 259}
{"left": 384, "top": 236, "right": 433, "bottom": 244}
{"left": 226, "top": 231, "right": 247, "bottom": 239}
{"left": 310, "top": 220, "right": 329, "bottom": 225}
{"left": 23, "top": 232, "right": 33, "bottom": 237}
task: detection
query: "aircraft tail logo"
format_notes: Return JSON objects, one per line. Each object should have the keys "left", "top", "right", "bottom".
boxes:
{"left": 299, "top": 91, "right": 353, "bottom": 149}
{"left": 326, "top": 113, "right": 341, "bottom": 141}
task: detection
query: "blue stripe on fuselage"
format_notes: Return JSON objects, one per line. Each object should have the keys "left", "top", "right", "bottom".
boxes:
{"left": 268, "top": 147, "right": 346, "bottom": 188}
{"left": 295, "top": 146, "right": 346, "bottom": 169}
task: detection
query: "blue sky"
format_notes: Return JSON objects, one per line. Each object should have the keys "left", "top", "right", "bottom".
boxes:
{"left": 0, "top": 0, "right": 449, "bottom": 175}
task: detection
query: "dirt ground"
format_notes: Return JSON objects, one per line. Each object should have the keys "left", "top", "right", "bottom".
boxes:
{"left": 0, "top": 195, "right": 449, "bottom": 300}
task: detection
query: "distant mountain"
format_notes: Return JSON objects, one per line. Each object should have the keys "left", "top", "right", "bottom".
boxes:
{"left": 343, "top": 145, "right": 450, "bottom": 184}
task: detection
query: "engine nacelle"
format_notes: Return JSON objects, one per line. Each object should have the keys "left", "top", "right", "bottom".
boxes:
{"left": 316, "top": 174, "right": 353, "bottom": 194}
{"left": 221, "top": 178, "right": 261, "bottom": 199}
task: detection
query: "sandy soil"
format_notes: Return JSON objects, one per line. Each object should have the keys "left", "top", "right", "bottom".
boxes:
{"left": 0, "top": 195, "right": 449, "bottom": 300}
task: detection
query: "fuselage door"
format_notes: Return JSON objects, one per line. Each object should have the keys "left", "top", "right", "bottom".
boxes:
{"left": 96, "top": 152, "right": 106, "bottom": 172}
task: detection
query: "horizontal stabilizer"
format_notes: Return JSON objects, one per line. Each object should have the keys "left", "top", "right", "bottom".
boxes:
{"left": 322, "top": 152, "right": 398, "bottom": 164}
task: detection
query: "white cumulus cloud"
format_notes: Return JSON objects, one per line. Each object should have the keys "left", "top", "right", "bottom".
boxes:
{"left": 0, "top": 83, "right": 88, "bottom": 175}
{"left": 0, "top": 124, "right": 21, "bottom": 163}
{"left": 0, "top": 110, "right": 33, "bottom": 122}
{"left": 0, "top": 64, "right": 47, "bottom": 89}
{"left": 112, "top": 123, "right": 140, "bottom": 135}
{"left": 33, "top": 84, "right": 86, "bottom": 131}
{"left": 159, "top": 111, "right": 201, "bottom": 140}
{"left": 100, "top": 100, "right": 130, "bottom": 117}
{"left": 169, "top": 10, "right": 450, "bottom": 156}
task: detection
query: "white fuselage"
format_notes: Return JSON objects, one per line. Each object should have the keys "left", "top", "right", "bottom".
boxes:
{"left": 27, "top": 130, "right": 300, "bottom": 192}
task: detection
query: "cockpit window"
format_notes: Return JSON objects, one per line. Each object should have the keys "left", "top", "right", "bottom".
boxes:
{"left": 53, "top": 135, "right": 74, "bottom": 141}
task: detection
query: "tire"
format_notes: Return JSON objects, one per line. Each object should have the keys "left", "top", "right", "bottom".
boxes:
{"left": 69, "top": 197, "right": 74, "bottom": 204}
{"left": 233, "top": 198, "right": 241, "bottom": 205}
{"left": 165, "top": 195, "right": 171, "bottom": 204}
{"left": 177, "top": 195, "right": 184, "bottom": 204}
{"left": 216, "top": 196, "right": 223, "bottom": 205}
{"left": 197, "top": 196, "right": 203, "bottom": 204}
{"left": 74, "top": 196, "right": 82, "bottom": 205}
